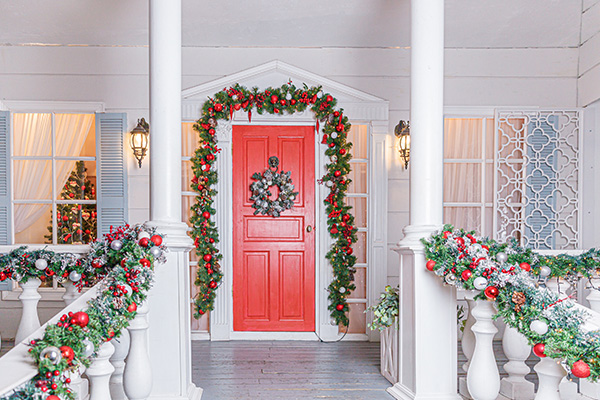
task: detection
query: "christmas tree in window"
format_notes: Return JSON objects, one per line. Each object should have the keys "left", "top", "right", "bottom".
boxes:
{"left": 46, "top": 161, "right": 97, "bottom": 244}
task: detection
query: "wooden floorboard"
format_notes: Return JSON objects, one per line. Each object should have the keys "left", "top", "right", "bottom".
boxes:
{"left": 191, "top": 340, "right": 393, "bottom": 400}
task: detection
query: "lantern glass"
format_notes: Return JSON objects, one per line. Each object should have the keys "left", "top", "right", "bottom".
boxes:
{"left": 129, "top": 118, "right": 149, "bottom": 168}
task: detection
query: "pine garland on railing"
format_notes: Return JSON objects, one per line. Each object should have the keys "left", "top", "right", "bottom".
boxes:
{"left": 0, "top": 224, "right": 166, "bottom": 400}
{"left": 422, "top": 225, "right": 600, "bottom": 381}
{"left": 189, "top": 81, "right": 358, "bottom": 326}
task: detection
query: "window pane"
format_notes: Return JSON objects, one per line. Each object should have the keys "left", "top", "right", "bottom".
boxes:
{"left": 339, "top": 303, "right": 366, "bottom": 334}
{"left": 444, "top": 118, "right": 482, "bottom": 159}
{"left": 56, "top": 161, "right": 96, "bottom": 200}
{"left": 485, "top": 163, "right": 493, "bottom": 204}
{"left": 353, "top": 231, "right": 367, "bottom": 264}
{"left": 444, "top": 207, "right": 481, "bottom": 235}
{"left": 347, "top": 125, "right": 368, "bottom": 159}
{"left": 486, "top": 118, "right": 495, "bottom": 160}
{"left": 348, "top": 163, "right": 367, "bottom": 194}
{"left": 182, "top": 161, "right": 195, "bottom": 192}
{"left": 182, "top": 122, "right": 200, "bottom": 158}
{"left": 14, "top": 204, "right": 52, "bottom": 244}
{"left": 55, "top": 114, "right": 95, "bottom": 157}
{"left": 349, "top": 267, "right": 367, "bottom": 299}
{"left": 55, "top": 203, "right": 97, "bottom": 244}
{"left": 13, "top": 113, "right": 52, "bottom": 156}
{"left": 14, "top": 160, "right": 52, "bottom": 200}
{"left": 344, "top": 197, "right": 367, "bottom": 228}
{"left": 444, "top": 163, "right": 481, "bottom": 202}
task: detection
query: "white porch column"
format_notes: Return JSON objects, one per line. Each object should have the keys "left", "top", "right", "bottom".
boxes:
{"left": 388, "top": 0, "right": 458, "bottom": 399}
{"left": 147, "top": 0, "right": 201, "bottom": 399}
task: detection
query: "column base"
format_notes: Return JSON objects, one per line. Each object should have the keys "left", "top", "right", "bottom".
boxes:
{"left": 580, "top": 380, "right": 600, "bottom": 398}
{"left": 387, "top": 383, "right": 462, "bottom": 400}
{"left": 397, "top": 224, "right": 441, "bottom": 248}
{"left": 148, "top": 384, "right": 203, "bottom": 400}
{"left": 500, "top": 378, "right": 534, "bottom": 400}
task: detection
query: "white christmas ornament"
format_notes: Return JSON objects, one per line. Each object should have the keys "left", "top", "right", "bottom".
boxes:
{"left": 540, "top": 266, "right": 552, "bottom": 278}
{"left": 330, "top": 132, "right": 338, "bottom": 139}
{"left": 530, "top": 320, "right": 549, "bottom": 335}
{"left": 110, "top": 239, "right": 123, "bottom": 251}
{"left": 473, "top": 277, "right": 488, "bottom": 290}
{"left": 35, "top": 259, "right": 48, "bottom": 271}
{"left": 339, "top": 287, "right": 346, "bottom": 294}
{"left": 285, "top": 93, "right": 292, "bottom": 100}
{"left": 69, "top": 271, "right": 82, "bottom": 282}
{"left": 496, "top": 252, "right": 508, "bottom": 263}
{"left": 317, "top": 91, "right": 323, "bottom": 99}
{"left": 138, "top": 231, "right": 151, "bottom": 240}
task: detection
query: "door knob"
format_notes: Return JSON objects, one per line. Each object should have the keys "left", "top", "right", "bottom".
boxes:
{"left": 306, "top": 225, "right": 313, "bottom": 232}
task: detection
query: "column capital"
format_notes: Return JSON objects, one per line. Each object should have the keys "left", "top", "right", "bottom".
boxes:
{"left": 145, "top": 220, "right": 193, "bottom": 252}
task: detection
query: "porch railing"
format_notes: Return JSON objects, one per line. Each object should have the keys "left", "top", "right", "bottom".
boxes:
{"left": 383, "top": 248, "right": 600, "bottom": 400}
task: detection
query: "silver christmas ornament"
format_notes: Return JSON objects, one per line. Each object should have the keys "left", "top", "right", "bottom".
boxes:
{"left": 530, "top": 320, "right": 549, "bottom": 335}
{"left": 330, "top": 155, "right": 338, "bottom": 163}
{"left": 540, "top": 266, "right": 552, "bottom": 278}
{"left": 285, "top": 93, "right": 292, "bottom": 100}
{"left": 330, "top": 132, "right": 338, "bottom": 139}
{"left": 326, "top": 181, "right": 333, "bottom": 187}
{"left": 339, "top": 287, "right": 346, "bottom": 294}
{"left": 69, "top": 271, "right": 82, "bottom": 282}
{"left": 110, "top": 240, "right": 123, "bottom": 251}
{"left": 496, "top": 252, "right": 508, "bottom": 263}
{"left": 445, "top": 274, "right": 457, "bottom": 285}
{"left": 40, "top": 346, "right": 62, "bottom": 365}
{"left": 232, "top": 94, "right": 238, "bottom": 101}
{"left": 13, "top": 273, "right": 22, "bottom": 282}
{"left": 150, "top": 247, "right": 162, "bottom": 258}
{"left": 317, "top": 91, "right": 323, "bottom": 99}
{"left": 35, "top": 259, "right": 48, "bottom": 271}
{"left": 473, "top": 277, "right": 488, "bottom": 290}
{"left": 81, "top": 339, "right": 94, "bottom": 357}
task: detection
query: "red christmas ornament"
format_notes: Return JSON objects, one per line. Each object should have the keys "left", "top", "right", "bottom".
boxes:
{"left": 139, "top": 258, "right": 151, "bottom": 268}
{"left": 456, "top": 237, "right": 465, "bottom": 246}
{"left": 347, "top": 247, "right": 353, "bottom": 255}
{"left": 206, "top": 154, "right": 214, "bottom": 161}
{"left": 290, "top": 99, "right": 296, "bottom": 105}
{"left": 336, "top": 304, "right": 344, "bottom": 311}
{"left": 139, "top": 237, "right": 149, "bottom": 247}
{"left": 330, "top": 227, "right": 339, "bottom": 234}
{"left": 443, "top": 231, "right": 450, "bottom": 239}
{"left": 426, "top": 260, "right": 436, "bottom": 271}
{"left": 47, "top": 396, "right": 60, "bottom": 400}
{"left": 208, "top": 128, "right": 216, "bottom": 136}
{"left": 519, "top": 262, "right": 531, "bottom": 272}
{"left": 209, "top": 281, "right": 218, "bottom": 289}
{"left": 150, "top": 235, "right": 162, "bottom": 246}
{"left": 234, "top": 103, "right": 241, "bottom": 110}
{"left": 214, "top": 103, "right": 223, "bottom": 112}
{"left": 321, "top": 134, "right": 328, "bottom": 144}
{"left": 461, "top": 270, "right": 472, "bottom": 281}
{"left": 202, "top": 211, "right": 211, "bottom": 219}
{"left": 60, "top": 345, "right": 75, "bottom": 363}
{"left": 329, "top": 142, "right": 335, "bottom": 148}
{"left": 270, "top": 95, "right": 278, "bottom": 103}
{"left": 533, "top": 343, "right": 546, "bottom": 358}
{"left": 280, "top": 99, "right": 286, "bottom": 106}
{"left": 571, "top": 360, "right": 591, "bottom": 378}
{"left": 127, "top": 302, "right": 138, "bottom": 313}
{"left": 72, "top": 311, "right": 89, "bottom": 328}
{"left": 336, "top": 124, "right": 344, "bottom": 132}
{"left": 326, "top": 95, "right": 333, "bottom": 102}
{"left": 334, "top": 171, "right": 341, "bottom": 177}
{"left": 342, "top": 214, "right": 350, "bottom": 222}
{"left": 484, "top": 286, "right": 499, "bottom": 300}
{"left": 339, "top": 148, "right": 346, "bottom": 155}
{"left": 203, "top": 254, "right": 213, "bottom": 262}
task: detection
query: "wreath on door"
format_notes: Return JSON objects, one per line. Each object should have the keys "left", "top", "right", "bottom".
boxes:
{"left": 250, "top": 156, "right": 298, "bottom": 217}
{"left": 190, "top": 82, "right": 358, "bottom": 327}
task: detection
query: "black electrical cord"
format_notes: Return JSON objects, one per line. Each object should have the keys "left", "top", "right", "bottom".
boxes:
{"left": 314, "top": 320, "right": 350, "bottom": 343}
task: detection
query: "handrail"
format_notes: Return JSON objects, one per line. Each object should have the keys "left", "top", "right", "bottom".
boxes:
{"left": 0, "top": 244, "right": 90, "bottom": 254}
{"left": 0, "top": 281, "right": 99, "bottom": 396}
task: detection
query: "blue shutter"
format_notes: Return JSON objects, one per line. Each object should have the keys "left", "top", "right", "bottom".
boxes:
{"left": 524, "top": 115, "right": 557, "bottom": 249}
{"left": 96, "top": 113, "right": 128, "bottom": 236}
{"left": 0, "top": 111, "right": 11, "bottom": 246}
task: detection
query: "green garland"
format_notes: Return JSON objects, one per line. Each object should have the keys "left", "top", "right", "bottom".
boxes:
{"left": 189, "top": 82, "right": 358, "bottom": 325}
{"left": 0, "top": 225, "right": 165, "bottom": 400}
{"left": 423, "top": 224, "right": 600, "bottom": 380}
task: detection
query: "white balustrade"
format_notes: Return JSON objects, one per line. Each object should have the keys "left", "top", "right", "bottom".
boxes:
{"left": 534, "top": 357, "right": 566, "bottom": 400}
{"left": 109, "top": 329, "right": 130, "bottom": 400}
{"left": 62, "top": 279, "right": 80, "bottom": 305}
{"left": 500, "top": 325, "right": 534, "bottom": 399}
{"left": 15, "top": 278, "right": 41, "bottom": 344}
{"left": 85, "top": 341, "right": 116, "bottom": 400}
{"left": 459, "top": 294, "right": 476, "bottom": 399}
{"left": 123, "top": 301, "right": 152, "bottom": 400}
{"left": 581, "top": 279, "right": 600, "bottom": 398}
{"left": 66, "top": 365, "right": 89, "bottom": 400}
{"left": 467, "top": 299, "right": 500, "bottom": 400}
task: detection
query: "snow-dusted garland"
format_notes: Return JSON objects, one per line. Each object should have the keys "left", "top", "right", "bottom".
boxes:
{"left": 189, "top": 82, "right": 358, "bottom": 326}
{"left": 0, "top": 225, "right": 166, "bottom": 400}
{"left": 423, "top": 225, "right": 600, "bottom": 381}
{"left": 250, "top": 156, "right": 298, "bottom": 217}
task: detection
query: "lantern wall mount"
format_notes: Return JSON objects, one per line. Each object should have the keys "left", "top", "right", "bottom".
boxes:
{"left": 130, "top": 118, "right": 150, "bottom": 168}
{"left": 395, "top": 120, "right": 410, "bottom": 169}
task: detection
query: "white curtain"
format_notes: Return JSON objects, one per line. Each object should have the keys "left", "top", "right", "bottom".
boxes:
{"left": 13, "top": 113, "right": 94, "bottom": 234}
{"left": 444, "top": 118, "right": 483, "bottom": 233}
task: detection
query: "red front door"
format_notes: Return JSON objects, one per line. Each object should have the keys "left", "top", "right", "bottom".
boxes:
{"left": 232, "top": 125, "right": 315, "bottom": 331}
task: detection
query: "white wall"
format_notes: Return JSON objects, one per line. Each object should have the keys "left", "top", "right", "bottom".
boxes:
{"left": 0, "top": 1, "right": 585, "bottom": 325}
{"left": 579, "top": 0, "right": 600, "bottom": 107}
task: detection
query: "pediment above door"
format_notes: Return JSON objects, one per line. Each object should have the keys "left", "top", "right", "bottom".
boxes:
{"left": 181, "top": 60, "right": 389, "bottom": 122}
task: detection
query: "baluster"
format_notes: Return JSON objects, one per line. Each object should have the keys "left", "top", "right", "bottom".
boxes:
{"left": 581, "top": 278, "right": 600, "bottom": 398}
{"left": 66, "top": 365, "right": 89, "bottom": 400}
{"left": 467, "top": 299, "right": 500, "bottom": 400}
{"left": 500, "top": 325, "right": 534, "bottom": 399}
{"left": 62, "top": 279, "right": 80, "bottom": 306}
{"left": 459, "top": 295, "right": 476, "bottom": 399}
{"left": 109, "top": 329, "right": 130, "bottom": 400}
{"left": 85, "top": 341, "right": 115, "bottom": 400}
{"left": 534, "top": 357, "right": 566, "bottom": 400}
{"left": 15, "top": 278, "right": 41, "bottom": 343}
{"left": 123, "top": 301, "right": 152, "bottom": 400}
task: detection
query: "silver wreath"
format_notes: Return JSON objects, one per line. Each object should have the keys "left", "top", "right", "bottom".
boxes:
{"left": 249, "top": 160, "right": 299, "bottom": 217}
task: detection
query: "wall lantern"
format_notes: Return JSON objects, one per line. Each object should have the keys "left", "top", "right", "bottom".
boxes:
{"left": 130, "top": 118, "right": 150, "bottom": 168}
{"left": 395, "top": 120, "right": 410, "bottom": 169}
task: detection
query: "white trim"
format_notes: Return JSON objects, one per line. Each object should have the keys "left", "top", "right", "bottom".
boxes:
{"left": 444, "top": 106, "right": 495, "bottom": 117}
{"left": 2, "top": 100, "right": 105, "bottom": 113}
{"left": 0, "top": 100, "right": 7, "bottom": 111}
{"left": 190, "top": 331, "right": 210, "bottom": 341}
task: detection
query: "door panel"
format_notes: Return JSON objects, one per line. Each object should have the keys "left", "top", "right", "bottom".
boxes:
{"left": 233, "top": 125, "right": 315, "bottom": 332}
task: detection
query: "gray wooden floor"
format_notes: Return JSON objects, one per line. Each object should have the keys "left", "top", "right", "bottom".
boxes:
{"left": 191, "top": 340, "right": 393, "bottom": 400}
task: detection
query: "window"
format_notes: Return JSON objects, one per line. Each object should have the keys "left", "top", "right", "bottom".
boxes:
{"left": 12, "top": 113, "right": 97, "bottom": 244}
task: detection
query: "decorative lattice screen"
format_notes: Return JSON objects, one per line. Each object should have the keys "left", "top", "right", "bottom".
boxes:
{"left": 494, "top": 110, "right": 581, "bottom": 250}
